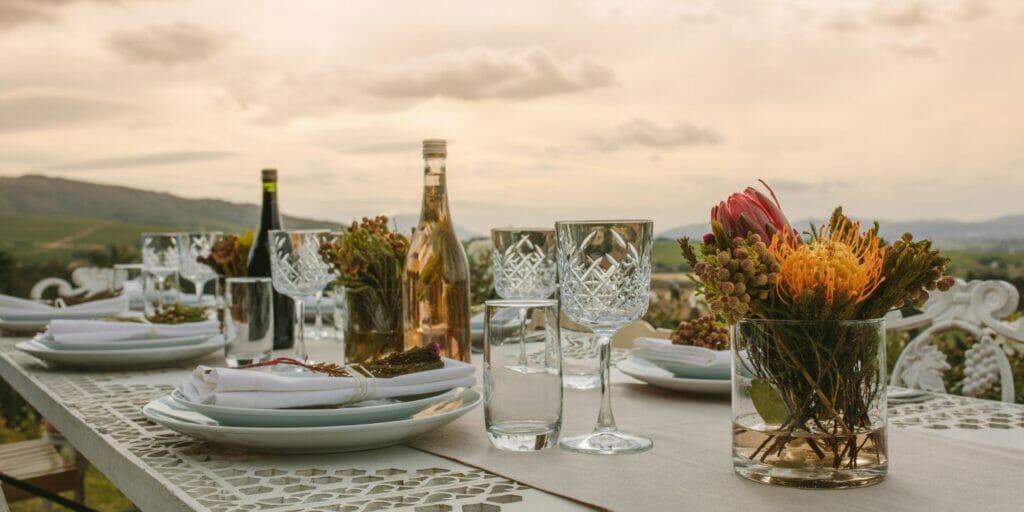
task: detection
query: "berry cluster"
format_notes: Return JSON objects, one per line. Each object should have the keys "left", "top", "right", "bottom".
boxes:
{"left": 671, "top": 314, "right": 730, "bottom": 351}
{"left": 686, "top": 234, "right": 780, "bottom": 323}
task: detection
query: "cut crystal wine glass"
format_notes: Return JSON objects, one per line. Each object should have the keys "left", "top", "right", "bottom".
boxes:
{"left": 492, "top": 228, "right": 557, "bottom": 300}
{"left": 176, "top": 232, "right": 222, "bottom": 305}
{"left": 141, "top": 233, "right": 179, "bottom": 279}
{"left": 268, "top": 229, "right": 332, "bottom": 362}
{"left": 556, "top": 220, "right": 654, "bottom": 454}
{"left": 491, "top": 228, "right": 557, "bottom": 369}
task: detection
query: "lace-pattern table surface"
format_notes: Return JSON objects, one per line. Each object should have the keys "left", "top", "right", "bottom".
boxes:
{"left": 0, "top": 338, "right": 581, "bottom": 512}
{"left": 4, "top": 336, "right": 1024, "bottom": 512}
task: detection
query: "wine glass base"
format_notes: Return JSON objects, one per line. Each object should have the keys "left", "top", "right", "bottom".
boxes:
{"left": 560, "top": 430, "right": 653, "bottom": 455}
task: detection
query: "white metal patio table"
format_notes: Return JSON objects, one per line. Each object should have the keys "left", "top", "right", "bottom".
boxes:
{"left": 3, "top": 336, "right": 1024, "bottom": 511}
{"left": 0, "top": 337, "right": 585, "bottom": 512}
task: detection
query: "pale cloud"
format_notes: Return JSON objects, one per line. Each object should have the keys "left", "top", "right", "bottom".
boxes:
{"left": 0, "top": 2, "right": 55, "bottom": 30}
{"left": 885, "top": 35, "right": 937, "bottom": 57}
{"left": 107, "top": 22, "right": 227, "bottom": 65}
{"left": 954, "top": 0, "right": 990, "bottom": 22}
{"left": 43, "top": 150, "right": 237, "bottom": 171}
{"left": 771, "top": 179, "right": 852, "bottom": 194}
{"left": 363, "top": 47, "right": 615, "bottom": 100}
{"left": 587, "top": 118, "right": 723, "bottom": 151}
{"left": 0, "top": 89, "right": 129, "bottom": 132}
{"left": 870, "top": 2, "right": 934, "bottom": 28}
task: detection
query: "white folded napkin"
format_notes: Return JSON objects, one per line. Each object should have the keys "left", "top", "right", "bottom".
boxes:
{"left": 631, "top": 337, "right": 730, "bottom": 368}
{"left": 0, "top": 293, "right": 129, "bottom": 318}
{"left": 179, "top": 358, "right": 477, "bottom": 409}
{"left": 45, "top": 319, "right": 219, "bottom": 343}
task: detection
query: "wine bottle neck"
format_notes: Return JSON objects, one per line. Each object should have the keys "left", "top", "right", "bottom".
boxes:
{"left": 420, "top": 157, "right": 451, "bottom": 222}
{"left": 259, "top": 180, "right": 281, "bottom": 229}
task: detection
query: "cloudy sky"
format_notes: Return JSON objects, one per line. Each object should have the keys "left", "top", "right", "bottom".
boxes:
{"left": 1, "top": 0, "right": 1022, "bottom": 234}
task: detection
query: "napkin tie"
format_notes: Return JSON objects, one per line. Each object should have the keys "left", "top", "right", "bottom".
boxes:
{"left": 342, "top": 364, "right": 376, "bottom": 404}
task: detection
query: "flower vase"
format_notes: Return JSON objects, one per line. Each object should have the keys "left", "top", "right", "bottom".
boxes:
{"left": 732, "top": 318, "right": 887, "bottom": 488}
{"left": 344, "top": 286, "right": 403, "bottom": 364}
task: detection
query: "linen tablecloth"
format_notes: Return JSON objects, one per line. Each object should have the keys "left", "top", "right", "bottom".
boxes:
{"left": 410, "top": 372, "right": 1024, "bottom": 511}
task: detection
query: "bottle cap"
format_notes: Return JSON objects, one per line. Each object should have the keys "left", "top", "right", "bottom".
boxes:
{"left": 422, "top": 139, "right": 447, "bottom": 158}
{"left": 261, "top": 169, "right": 278, "bottom": 181}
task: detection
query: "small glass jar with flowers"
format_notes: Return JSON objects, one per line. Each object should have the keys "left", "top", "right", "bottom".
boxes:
{"left": 320, "top": 216, "right": 409, "bottom": 364}
{"left": 681, "top": 182, "right": 953, "bottom": 488}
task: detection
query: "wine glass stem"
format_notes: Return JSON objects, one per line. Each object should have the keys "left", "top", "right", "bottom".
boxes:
{"left": 293, "top": 297, "right": 306, "bottom": 361}
{"left": 594, "top": 332, "right": 617, "bottom": 432}
{"left": 314, "top": 292, "right": 323, "bottom": 338}
{"left": 194, "top": 279, "right": 206, "bottom": 303}
{"left": 517, "top": 307, "right": 528, "bottom": 367}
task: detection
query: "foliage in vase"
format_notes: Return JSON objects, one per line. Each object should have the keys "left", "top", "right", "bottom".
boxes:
{"left": 197, "top": 231, "right": 254, "bottom": 277}
{"left": 320, "top": 216, "right": 409, "bottom": 362}
{"left": 680, "top": 181, "right": 954, "bottom": 474}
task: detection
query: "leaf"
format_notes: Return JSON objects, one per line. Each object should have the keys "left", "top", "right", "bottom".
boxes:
{"left": 749, "top": 378, "right": 789, "bottom": 425}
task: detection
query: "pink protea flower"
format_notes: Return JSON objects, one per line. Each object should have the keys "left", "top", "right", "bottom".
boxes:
{"left": 711, "top": 180, "right": 797, "bottom": 243}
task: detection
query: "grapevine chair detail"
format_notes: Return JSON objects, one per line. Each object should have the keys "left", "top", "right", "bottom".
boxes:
{"left": 887, "top": 279, "right": 1023, "bottom": 403}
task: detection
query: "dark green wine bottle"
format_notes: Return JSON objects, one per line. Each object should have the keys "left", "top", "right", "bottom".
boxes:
{"left": 247, "top": 169, "right": 295, "bottom": 348}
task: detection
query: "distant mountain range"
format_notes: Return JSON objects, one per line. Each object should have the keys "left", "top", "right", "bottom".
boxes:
{"left": 657, "top": 215, "right": 1024, "bottom": 252}
{"left": 0, "top": 175, "right": 479, "bottom": 239}
{"left": 0, "top": 175, "right": 336, "bottom": 232}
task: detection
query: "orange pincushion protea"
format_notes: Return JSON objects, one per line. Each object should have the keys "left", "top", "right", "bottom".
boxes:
{"left": 769, "top": 219, "right": 886, "bottom": 305}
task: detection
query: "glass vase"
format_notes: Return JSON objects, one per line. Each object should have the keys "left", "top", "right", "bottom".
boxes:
{"left": 344, "top": 286, "right": 403, "bottom": 364}
{"left": 732, "top": 318, "right": 887, "bottom": 488}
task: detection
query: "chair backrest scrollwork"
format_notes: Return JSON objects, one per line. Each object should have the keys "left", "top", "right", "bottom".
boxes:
{"left": 887, "top": 279, "right": 1022, "bottom": 403}
{"left": 30, "top": 267, "right": 115, "bottom": 302}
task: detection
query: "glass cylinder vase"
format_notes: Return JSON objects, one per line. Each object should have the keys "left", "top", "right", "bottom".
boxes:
{"left": 344, "top": 286, "right": 403, "bottom": 364}
{"left": 732, "top": 318, "right": 887, "bottom": 489}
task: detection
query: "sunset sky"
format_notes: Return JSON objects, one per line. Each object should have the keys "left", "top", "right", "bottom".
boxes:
{"left": 1, "top": 0, "right": 1022, "bottom": 233}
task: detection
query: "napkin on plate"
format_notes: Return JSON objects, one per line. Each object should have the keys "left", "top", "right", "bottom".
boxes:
{"left": 631, "top": 337, "right": 730, "bottom": 368}
{"left": 44, "top": 319, "right": 219, "bottom": 344}
{"left": 0, "top": 293, "right": 129, "bottom": 318}
{"left": 179, "top": 359, "right": 477, "bottom": 409}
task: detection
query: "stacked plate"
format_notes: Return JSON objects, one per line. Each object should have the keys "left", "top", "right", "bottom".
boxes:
{"left": 618, "top": 337, "right": 731, "bottom": 395}
{"left": 0, "top": 294, "right": 130, "bottom": 333}
{"left": 144, "top": 360, "right": 480, "bottom": 453}
{"left": 16, "top": 318, "right": 224, "bottom": 369}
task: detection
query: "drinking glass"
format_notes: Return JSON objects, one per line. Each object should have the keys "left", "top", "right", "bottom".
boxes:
{"left": 268, "top": 229, "right": 332, "bottom": 362}
{"left": 491, "top": 228, "right": 557, "bottom": 370}
{"left": 224, "top": 277, "right": 274, "bottom": 368}
{"left": 484, "top": 299, "right": 562, "bottom": 451}
{"left": 113, "top": 263, "right": 145, "bottom": 311}
{"left": 176, "top": 232, "right": 222, "bottom": 305}
{"left": 326, "top": 281, "right": 347, "bottom": 345}
{"left": 313, "top": 230, "right": 345, "bottom": 340}
{"left": 491, "top": 228, "right": 557, "bottom": 300}
{"left": 142, "top": 268, "right": 181, "bottom": 316}
{"left": 556, "top": 220, "right": 654, "bottom": 454}
{"left": 141, "top": 233, "right": 179, "bottom": 279}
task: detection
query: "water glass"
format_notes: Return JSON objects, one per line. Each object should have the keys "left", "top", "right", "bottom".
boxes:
{"left": 484, "top": 299, "right": 562, "bottom": 451}
{"left": 142, "top": 268, "right": 180, "bottom": 316}
{"left": 224, "top": 277, "right": 274, "bottom": 368}
{"left": 560, "top": 321, "right": 601, "bottom": 389}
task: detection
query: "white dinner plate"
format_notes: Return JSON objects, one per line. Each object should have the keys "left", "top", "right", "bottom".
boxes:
{"left": 617, "top": 357, "right": 731, "bottom": 395}
{"left": 170, "top": 387, "right": 466, "bottom": 427}
{"left": 39, "top": 333, "right": 212, "bottom": 351}
{"left": 15, "top": 335, "right": 225, "bottom": 370}
{"left": 0, "top": 319, "right": 49, "bottom": 334}
{"left": 143, "top": 388, "right": 481, "bottom": 453}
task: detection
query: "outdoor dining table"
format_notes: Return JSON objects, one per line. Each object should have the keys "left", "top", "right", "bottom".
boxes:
{"left": 2, "top": 335, "right": 1024, "bottom": 512}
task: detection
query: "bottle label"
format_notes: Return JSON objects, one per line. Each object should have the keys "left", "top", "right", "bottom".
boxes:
{"left": 263, "top": 182, "right": 277, "bottom": 193}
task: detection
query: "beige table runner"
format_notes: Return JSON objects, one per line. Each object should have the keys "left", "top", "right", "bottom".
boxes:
{"left": 409, "top": 379, "right": 1024, "bottom": 511}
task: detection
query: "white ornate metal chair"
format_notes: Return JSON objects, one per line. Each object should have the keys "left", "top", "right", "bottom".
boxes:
{"left": 887, "top": 279, "right": 1023, "bottom": 403}
{"left": 30, "top": 267, "right": 114, "bottom": 301}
